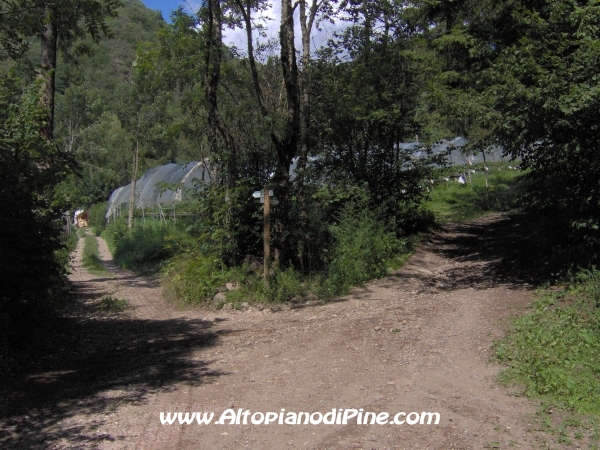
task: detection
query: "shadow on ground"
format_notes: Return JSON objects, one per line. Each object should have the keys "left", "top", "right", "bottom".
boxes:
{"left": 0, "top": 309, "right": 227, "bottom": 448}
{"left": 429, "top": 212, "right": 559, "bottom": 290}
{"left": 373, "top": 213, "right": 559, "bottom": 294}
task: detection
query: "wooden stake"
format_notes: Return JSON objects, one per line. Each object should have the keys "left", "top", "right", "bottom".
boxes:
{"left": 263, "top": 184, "right": 271, "bottom": 289}
{"left": 482, "top": 150, "right": 489, "bottom": 189}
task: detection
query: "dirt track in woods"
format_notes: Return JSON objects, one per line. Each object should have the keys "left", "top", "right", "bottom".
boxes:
{"left": 1, "top": 213, "right": 563, "bottom": 449}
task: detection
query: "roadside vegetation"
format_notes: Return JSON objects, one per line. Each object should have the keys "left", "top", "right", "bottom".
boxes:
{"left": 494, "top": 269, "right": 600, "bottom": 445}
{"left": 496, "top": 270, "right": 600, "bottom": 414}
{"left": 426, "top": 162, "right": 527, "bottom": 223}
{"left": 99, "top": 188, "right": 417, "bottom": 307}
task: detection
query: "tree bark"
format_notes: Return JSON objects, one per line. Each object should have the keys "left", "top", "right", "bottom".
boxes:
{"left": 272, "top": 0, "right": 301, "bottom": 268}
{"left": 296, "top": 0, "right": 320, "bottom": 270}
{"left": 39, "top": 3, "right": 57, "bottom": 142}
{"left": 205, "top": 0, "right": 237, "bottom": 189}
{"left": 235, "top": 0, "right": 301, "bottom": 267}
{"left": 205, "top": 0, "right": 239, "bottom": 264}
{"left": 362, "top": 0, "right": 371, "bottom": 61}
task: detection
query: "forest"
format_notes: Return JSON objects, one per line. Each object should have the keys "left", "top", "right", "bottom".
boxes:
{"left": 1, "top": 0, "right": 600, "bottom": 425}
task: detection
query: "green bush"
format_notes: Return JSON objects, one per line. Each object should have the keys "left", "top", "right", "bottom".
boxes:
{"left": 161, "top": 251, "right": 229, "bottom": 304}
{"left": 113, "top": 223, "right": 171, "bottom": 270}
{"left": 103, "top": 219, "right": 194, "bottom": 271}
{"left": 327, "top": 195, "right": 403, "bottom": 295}
{"left": 224, "top": 268, "right": 310, "bottom": 305}
{"left": 1, "top": 73, "right": 72, "bottom": 373}
{"left": 99, "top": 295, "right": 127, "bottom": 313}
{"left": 102, "top": 218, "right": 128, "bottom": 255}
{"left": 270, "top": 268, "right": 306, "bottom": 302}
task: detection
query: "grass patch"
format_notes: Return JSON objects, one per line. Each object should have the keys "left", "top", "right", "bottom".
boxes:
{"left": 81, "top": 233, "right": 107, "bottom": 275}
{"left": 494, "top": 269, "right": 600, "bottom": 414}
{"left": 99, "top": 294, "right": 128, "bottom": 313}
{"left": 426, "top": 162, "right": 527, "bottom": 223}
{"left": 492, "top": 268, "right": 600, "bottom": 446}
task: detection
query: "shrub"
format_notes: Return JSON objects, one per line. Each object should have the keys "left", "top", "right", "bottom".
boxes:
{"left": 99, "top": 295, "right": 127, "bottom": 313}
{"left": 327, "top": 195, "right": 403, "bottom": 295}
{"left": 269, "top": 268, "right": 306, "bottom": 302}
{"left": 102, "top": 219, "right": 194, "bottom": 271}
{"left": 0, "top": 72, "right": 72, "bottom": 372}
{"left": 161, "top": 251, "right": 229, "bottom": 304}
{"left": 224, "top": 268, "right": 310, "bottom": 305}
{"left": 102, "top": 218, "right": 128, "bottom": 255}
{"left": 113, "top": 223, "right": 171, "bottom": 270}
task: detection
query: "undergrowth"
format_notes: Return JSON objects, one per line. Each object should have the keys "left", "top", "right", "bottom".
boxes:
{"left": 494, "top": 268, "right": 600, "bottom": 415}
{"left": 102, "top": 219, "right": 194, "bottom": 272}
{"left": 161, "top": 251, "right": 230, "bottom": 304}
{"left": 160, "top": 195, "right": 412, "bottom": 306}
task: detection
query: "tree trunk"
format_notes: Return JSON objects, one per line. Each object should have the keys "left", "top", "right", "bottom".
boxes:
{"left": 234, "top": 0, "right": 301, "bottom": 266}
{"left": 273, "top": 0, "right": 301, "bottom": 268}
{"left": 362, "top": 0, "right": 371, "bottom": 61}
{"left": 205, "top": 0, "right": 239, "bottom": 263}
{"left": 206, "top": 0, "right": 237, "bottom": 189}
{"left": 128, "top": 138, "right": 139, "bottom": 229}
{"left": 296, "top": 0, "right": 320, "bottom": 270}
{"left": 39, "top": 3, "right": 57, "bottom": 142}
{"left": 298, "top": 0, "right": 318, "bottom": 175}
{"left": 482, "top": 150, "right": 488, "bottom": 189}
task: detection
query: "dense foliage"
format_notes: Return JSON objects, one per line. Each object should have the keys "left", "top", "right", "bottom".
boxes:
{"left": 419, "top": 0, "right": 600, "bottom": 258}
{"left": 0, "top": 73, "right": 72, "bottom": 364}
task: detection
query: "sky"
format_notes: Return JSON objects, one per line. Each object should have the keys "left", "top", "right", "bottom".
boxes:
{"left": 140, "top": 0, "right": 344, "bottom": 53}
{"left": 140, "top": 0, "right": 194, "bottom": 23}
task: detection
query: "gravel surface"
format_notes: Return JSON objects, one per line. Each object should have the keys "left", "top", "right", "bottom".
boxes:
{"left": 1, "top": 214, "right": 560, "bottom": 449}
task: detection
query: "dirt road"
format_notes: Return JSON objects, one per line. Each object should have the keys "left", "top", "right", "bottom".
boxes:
{"left": 1, "top": 214, "right": 553, "bottom": 449}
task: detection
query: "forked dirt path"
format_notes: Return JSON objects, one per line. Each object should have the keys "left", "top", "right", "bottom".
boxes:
{"left": 1, "top": 214, "right": 555, "bottom": 449}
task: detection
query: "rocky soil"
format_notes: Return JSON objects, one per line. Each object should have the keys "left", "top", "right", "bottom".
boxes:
{"left": 0, "top": 214, "right": 560, "bottom": 449}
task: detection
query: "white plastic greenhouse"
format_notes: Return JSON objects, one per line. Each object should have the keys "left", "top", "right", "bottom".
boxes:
{"left": 401, "top": 137, "right": 508, "bottom": 165}
{"left": 105, "top": 138, "right": 511, "bottom": 221}
{"left": 106, "top": 160, "right": 211, "bottom": 221}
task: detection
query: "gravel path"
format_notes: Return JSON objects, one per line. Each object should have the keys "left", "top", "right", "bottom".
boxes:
{"left": 0, "top": 215, "right": 556, "bottom": 449}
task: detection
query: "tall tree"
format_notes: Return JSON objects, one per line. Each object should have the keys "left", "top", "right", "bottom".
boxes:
{"left": 232, "top": 0, "right": 301, "bottom": 265}
{"left": 203, "top": 0, "right": 238, "bottom": 189}
{"left": 0, "top": 71, "right": 74, "bottom": 357}
{"left": 296, "top": 0, "right": 330, "bottom": 256}
{"left": 0, "top": 0, "right": 122, "bottom": 140}
{"left": 420, "top": 0, "right": 600, "bottom": 249}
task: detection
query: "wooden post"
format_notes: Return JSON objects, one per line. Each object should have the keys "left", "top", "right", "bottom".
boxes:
{"left": 482, "top": 150, "right": 489, "bottom": 189}
{"left": 263, "top": 184, "right": 271, "bottom": 289}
